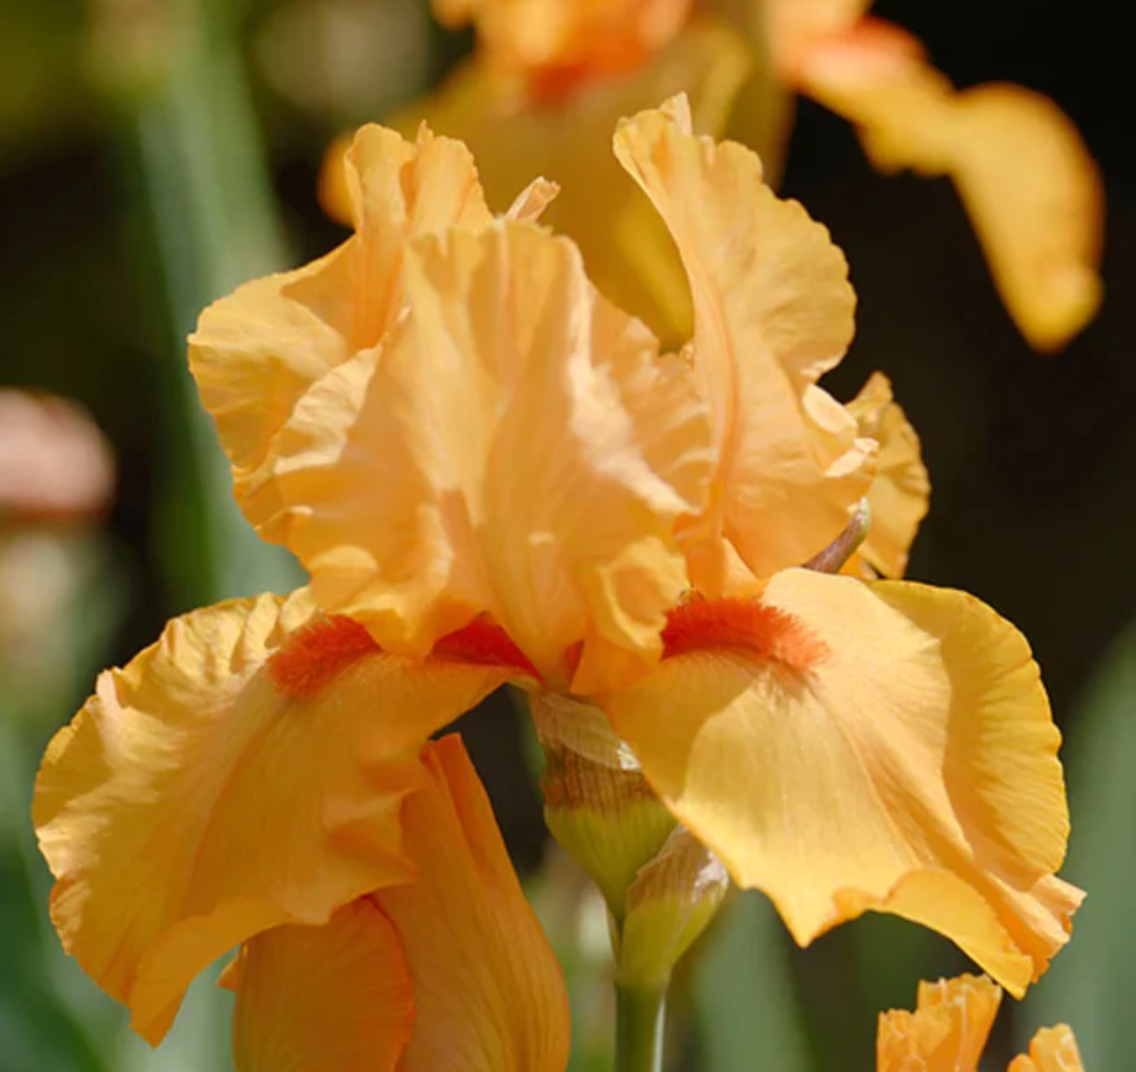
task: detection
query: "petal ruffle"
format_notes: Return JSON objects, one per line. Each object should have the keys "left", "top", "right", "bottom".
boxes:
{"left": 190, "top": 124, "right": 492, "bottom": 539}
{"left": 601, "top": 568, "right": 1078, "bottom": 994}
{"left": 379, "top": 19, "right": 751, "bottom": 342}
{"left": 792, "top": 21, "right": 1103, "bottom": 352}
{"left": 33, "top": 594, "right": 514, "bottom": 1043}
{"left": 230, "top": 736, "right": 569, "bottom": 1072}
{"left": 846, "top": 371, "right": 929, "bottom": 578}
{"left": 877, "top": 974, "right": 1001, "bottom": 1072}
{"left": 614, "top": 97, "right": 876, "bottom": 587}
{"left": 1009, "top": 1025, "right": 1085, "bottom": 1072}
{"left": 248, "top": 220, "right": 714, "bottom": 690}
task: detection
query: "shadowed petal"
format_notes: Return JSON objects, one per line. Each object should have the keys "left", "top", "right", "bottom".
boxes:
{"left": 230, "top": 736, "right": 569, "bottom": 1072}
{"left": 34, "top": 594, "right": 513, "bottom": 1043}
{"left": 602, "top": 569, "right": 1078, "bottom": 994}
{"left": 846, "top": 371, "right": 929, "bottom": 578}
{"left": 231, "top": 900, "right": 415, "bottom": 1072}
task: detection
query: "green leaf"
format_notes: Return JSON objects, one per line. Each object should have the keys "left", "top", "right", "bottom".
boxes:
{"left": 691, "top": 893, "right": 815, "bottom": 1072}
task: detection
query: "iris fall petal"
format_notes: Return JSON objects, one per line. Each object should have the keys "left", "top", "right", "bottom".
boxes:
{"left": 33, "top": 593, "right": 513, "bottom": 1043}
{"left": 601, "top": 568, "right": 1079, "bottom": 993}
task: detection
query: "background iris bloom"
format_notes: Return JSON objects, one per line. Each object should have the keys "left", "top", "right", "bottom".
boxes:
{"left": 876, "top": 973, "right": 1084, "bottom": 1072}
{"left": 323, "top": 0, "right": 1102, "bottom": 352}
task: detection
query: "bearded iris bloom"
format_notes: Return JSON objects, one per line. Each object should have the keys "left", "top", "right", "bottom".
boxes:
{"left": 878, "top": 974, "right": 1084, "bottom": 1072}
{"left": 36, "top": 98, "right": 1079, "bottom": 1056}
{"left": 324, "top": 0, "right": 1102, "bottom": 351}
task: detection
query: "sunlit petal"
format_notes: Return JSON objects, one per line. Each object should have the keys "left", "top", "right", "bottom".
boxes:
{"left": 877, "top": 974, "right": 1000, "bottom": 1072}
{"left": 614, "top": 97, "right": 875, "bottom": 586}
{"left": 846, "top": 372, "right": 929, "bottom": 577}
{"left": 191, "top": 123, "right": 493, "bottom": 539}
{"left": 252, "top": 221, "right": 713, "bottom": 690}
{"left": 602, "top": 569, "right": 1077, "bottom": 993}
{"left": 1009, "top": 1025, "right": 1086, "bottom": 1072}
{"left": 33, "top": 594, "right": 513, "bottom": 1043}
{"left": 794, "top": 23, "right": 1103, "bottom": 351}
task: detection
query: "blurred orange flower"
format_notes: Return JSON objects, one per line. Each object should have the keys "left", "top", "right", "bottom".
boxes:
{"left": 324, "top": 0, "right": 1102, "bottom": 350}
{"left": 878, "top": 973, "right": 1084, "bottom": 1072}
{"left": 38, "top": 98, "right": 1079, "bottom": 1050}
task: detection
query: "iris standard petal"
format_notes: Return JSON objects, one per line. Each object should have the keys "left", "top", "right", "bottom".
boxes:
{"left": 190, "top": 123, "right": 493, "bottom": 539}
{"left": 374, "top": 20, "right": 750, "bottom": 342}
{"left": 793, "top": 22, "right": 1102, "bottom": 352}
{"left": 230, "top": 736, "right": 568, "bottom": 1072}
{"left": 614, "top": 97, "right": 876, "bottom": 587}
{"left": 33, "top": 594, "right": 516, "bottom": 1043}
{"left": 251, "top": 220, "right": 713, "bottom": 690}
{"left": 846, "top": 371, "right": 929, "bottom": 578}
{"left": 601, "top": 568, "right": 1078, "bottom": 994}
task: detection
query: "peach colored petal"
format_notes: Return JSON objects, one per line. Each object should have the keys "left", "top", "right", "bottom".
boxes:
{"left": 231, "top": 900, "right": 414, "bottom": 1072}
{"left": 877, "top": 974, "right": 1000, "bottom": 1072}
{"left": 33, "top": 594, "right": 513, "bottom": 1044}
{"left": 381, "top": 20, "right": 751, "bottom": 342}
{"left": 601, "top": 569, "right": 1078, "bottom": 994}
{"left": 248, "top": 221, "right": 713, "bottom": 691}
{"left": 614, "top": 97, "right": 876, "bottom": 588}
{"left": 191, "top": 124, "right": 492, "bottom": 540}
{"left": 794, "top": 25, "right": 1103, "bottom": 351}
{"left": 846, "top": 372, "right": 929, "bottom": 578}
{"left": 231, "top": 736, "right": 569, "bottom": 1072}
{"left": 1009, "top": 1025, "right": 1085, "bottom": 1072}
{"left": 434, "top": 0, "right": 693, "bottom": 93}
{"left": 377, "top": 736, "right": 570, "bottom": 1072}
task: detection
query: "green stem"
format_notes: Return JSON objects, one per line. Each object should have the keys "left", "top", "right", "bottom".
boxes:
{"left": 616, "top": 982, "right": 668, "bottom": 1072}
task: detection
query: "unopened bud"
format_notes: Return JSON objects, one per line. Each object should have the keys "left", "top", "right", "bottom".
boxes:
{"left": 531, "top": 693, "right": 730, "bottom": 987}
{"left": 533, "top": 693, "right": 675, "bottom": 921}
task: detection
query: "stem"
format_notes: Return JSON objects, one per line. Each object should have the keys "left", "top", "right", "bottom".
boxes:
{"left": 616, "top": 982, "right": 668, "bottom": 1072}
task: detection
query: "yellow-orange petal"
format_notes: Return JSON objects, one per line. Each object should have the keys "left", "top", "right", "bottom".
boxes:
{"left": 614, "top": 97, "right": 875, "bottom": 587}
{"left": 231, "top": 736, "right": 569, "bottom": 1072}
{"left": 33, "top": 594, "right": 514, "bottom": 1044}
{"left": 794, "top": 25, "right": 1103, "bottom": 352}
{"left": 377, "top": 735, "right": 570, "bottom": 1071}
{"left": 601, "top": 569, "right": 1078, "bottom": 994}
{"left": 1009, "top": 1025, "right": 1085, "bottom": 1072}
{"left": 190, "top": 123, "right": 492, "bottom": 540}
{"left": 250, "top": 220, "right": 713, "bottom": 691}
{"left": 383, "top": 19, "right": 751, "bottom": 343}
{"left": 846, "top": 371, "right": 929, "bottom": 578}
{"left": 231, "top": 899, "right": 415, "bottom": 1072}
{"left": 877, "top": 974, "right": 1001, "bottom": 1072}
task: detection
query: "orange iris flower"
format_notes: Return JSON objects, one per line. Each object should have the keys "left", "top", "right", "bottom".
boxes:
{"left": 323, "top": 0, "right": 1102, "bottom": 351}
{"left": 37, "top": 98, "right": 1080, "bottom": 1053}
{"left": 878, "top": 974, "right": 1084, "bottom": 1072}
